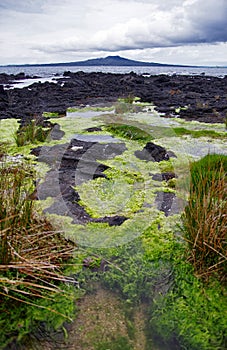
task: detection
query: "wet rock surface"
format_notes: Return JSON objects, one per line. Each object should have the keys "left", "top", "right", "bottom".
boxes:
{"left": 152, "top": 171, "right": 177, "bottom": 182}
{"left": 0, "top": 71, "right": 227, "bottom": 123}
{"left": 155, "top": 191, "right": 177, "bottom": 217}
{"left": 0, "top": 72, "right": 38, "bottom": 85}
{"left": 2, "top": 70, "right": 220, "bottom": 224}
{"left": 32, "top": 139, "right": 128, "bottom": 226}
{"left": 31, "top": 136, "right": 182, "bottom": 223}
{"left": 135, "top": 142, "right": 175, "bottom": 162}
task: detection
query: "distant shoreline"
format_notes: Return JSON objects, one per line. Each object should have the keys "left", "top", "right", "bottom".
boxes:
{"left": 1, "top": 65, "right": 227, "bottom": 81}
{"left": 0, "top": 55, "right": 208, "bottom": 68}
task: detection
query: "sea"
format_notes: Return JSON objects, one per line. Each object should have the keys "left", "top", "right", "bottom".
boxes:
{"left": 1, "top": 65, "right": 227, "bottom": 89}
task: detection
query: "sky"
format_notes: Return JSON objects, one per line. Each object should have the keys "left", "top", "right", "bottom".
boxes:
{"left": 0, "top": 0, "right": 227, "bottom": 66}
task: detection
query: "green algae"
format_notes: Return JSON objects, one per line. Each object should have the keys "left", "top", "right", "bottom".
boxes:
{"left": 173, "top": 126, "right": 227, "bottom": 139}
{"left": 1, "top": 104, "right": 227, "bottom": 349}
{"left": 47, "top": 206, "right": 161, "bottom": 248}
{"left": 103, "top": 124, "right": 152, "bottom": 143}
{"left": 123, "top": 110, "right": 177, "bottom": 126}
{"left": 43, "top": 111, "right": 62, "bottom": 118}
{"left": 41, "top": 141, "right": 177, "bottom": 247}
{"left": 67, "top": 105, "right": 115, "bottom": 113}
{"left": 29, "top": 107, "right": 227, "bottom": 350}
{"left": 0, "top": 118, "right": 59, "bottom": 157}
{"left": 79, "top": 212, "right": 227, "bottom": 350}
{"left": 0, "top": 119, "right": 19, "bottom": 145}
{"left": 115, "top": 97, "right": 152, "bottom": 115}
{"left": 100, "top": 111, "right": 187, "bottom": 143}
{"left": 50, "top": 115, "right": 102, "bottom": 140}
{"left": 175, "top": 106, "right": 188, "bottom": 113}
{"left": 0, "top": 110, "right": 195, "bottom": 248}
{"left": 0, "top": 119, "right": 23, "bottom": 155}
{"left": 154, "top": 135, "right": 227, "bottom": 160}
{"left": 76, "top": 171, "right": 145, "bottom": 218}
{"left": 149, "top": 258, "right": 227, "bottom": 350}
{"left": 172, "top": 116, "right": 227, "bottom": 132}
{"left": 0, "top": 113, "right": 105, "bottom": 157}
{"left": 98, "top": 116, "right": 178, "bottom": 141}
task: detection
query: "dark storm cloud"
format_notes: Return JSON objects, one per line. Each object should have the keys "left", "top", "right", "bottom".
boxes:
{"left": 95, "top": 0, "right": 227, "bottom": 51}
{"left": 35, "top": 0, "right": 227, "bottom": 54}
{"left": 188, "top": 0, "right": 227, "bottom": 43}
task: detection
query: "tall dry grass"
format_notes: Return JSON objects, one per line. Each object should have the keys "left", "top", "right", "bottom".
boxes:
{"left": 182, "top": 154, "right": 227, "bottom": 281}
{"left": 0, "top": 156, "right": 77, "bottom": 303}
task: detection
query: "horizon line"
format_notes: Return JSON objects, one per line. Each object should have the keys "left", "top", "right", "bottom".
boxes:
{"left": 0, "top": 55, "right": 225, "bottom": 68}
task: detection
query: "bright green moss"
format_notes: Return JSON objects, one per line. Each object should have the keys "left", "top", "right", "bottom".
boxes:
{"left": 1, "top": 104, "right": 226, "bottom": 350}
{"left": 43, "top": 111, "right": 61, "bottom": 118}
{"left": 76, "top": 168, "right": 145, "bottom": 218}
{"left": 173, "top": 126, "right": 227, "bottom": 139}
{"left": 103, "top": 124, "right": 153, "bottom": 143}
{"left": 67, "top": 106, "right": 115, "bottom": 113}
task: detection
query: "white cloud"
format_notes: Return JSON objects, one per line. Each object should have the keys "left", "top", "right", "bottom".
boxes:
{"left": 0, "top": 0, "right": 45, "bottom": 13}
{"left": 0, "top": 0, "right": 226, "bottom": 65}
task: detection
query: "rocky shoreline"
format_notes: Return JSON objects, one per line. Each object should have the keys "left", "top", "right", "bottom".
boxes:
{"left": 0, "top": 71, "right": 227, "bottom": 123}
{"left": 1, "top": 71, "right": 226, "bottom": 350}
{"left": 1, "top": 71, "right": 226, "bottom": 228}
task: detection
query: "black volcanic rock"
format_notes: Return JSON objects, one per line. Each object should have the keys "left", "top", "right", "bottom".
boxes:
{"left": 152, "top": 172, "right": 177, "bottom": 181}
{"left": 135, "top": 142, "right": 171, "bottom": 162}
{"left": 32, "top": 138, "right": 128, "bottom": 226}
{"left": 0, "top": 72, "right": 39, "bottom": 85}
{"left": 0, "top": 71, "right": 226, "bottom": 123}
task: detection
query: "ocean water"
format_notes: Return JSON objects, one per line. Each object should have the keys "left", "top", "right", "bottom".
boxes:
{"left": 1, "top": 65, "right": 227, "bottom": 78}
{"left": 1, "top": 65, "right": 227, "bottom": 89}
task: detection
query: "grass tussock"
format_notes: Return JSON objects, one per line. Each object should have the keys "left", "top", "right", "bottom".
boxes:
{"left": 182, "top": 154, "right": 227, "bottom": 281}
{"left": 0, "top": 143, "right": 8, "bottom": 160}
{"left": 15, "top": 117, "right": 50, "bottom": 147}
{"left": 0, "top": 157, "right": 77, "bottom": 304}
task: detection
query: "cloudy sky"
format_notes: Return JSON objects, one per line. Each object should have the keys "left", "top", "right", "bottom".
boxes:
{"left": 0, "top": 0, "right": 227, "bottom": 66}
